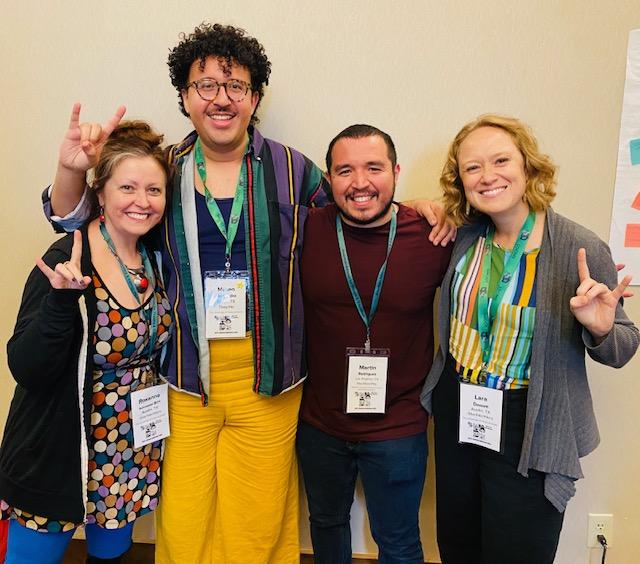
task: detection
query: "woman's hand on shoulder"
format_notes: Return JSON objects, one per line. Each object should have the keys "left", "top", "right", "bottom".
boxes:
{"left": 404, "top": 199, "right": 457, "bottom": 246}
{"left": 36, "top": 230, "right": 92, "bottom": 290}
{"left": 570, "top": 248, "right": 632, "bottom": 342}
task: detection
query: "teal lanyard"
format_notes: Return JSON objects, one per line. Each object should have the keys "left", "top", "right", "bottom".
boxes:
{"left": 99, "top": 222, "right": 159, "bottom": 360}
{"left": 477, "top": 210, "right": 536, "bottom": 370}
{"left": 194, "top": 137, "right": 246, "bottom": 272}
{"left": 336, "top": 209, "right": 397, "bottom": 353}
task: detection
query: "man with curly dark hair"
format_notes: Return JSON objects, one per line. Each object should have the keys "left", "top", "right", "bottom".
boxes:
{"left": 168, "top": 23, "right": 271, "bottom": 124}
{"left": 45, "top": 22, "right": 327, "bottom": 564}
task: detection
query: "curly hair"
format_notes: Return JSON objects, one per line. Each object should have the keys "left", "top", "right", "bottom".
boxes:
{"left": 89, "top": 120, "right": 171, "bottom": 219}
{"left": 167, "top": 22, "right": 271, "bottom": 124}
{"left": 441, "top": 114, "right": 557, "bottom": 226}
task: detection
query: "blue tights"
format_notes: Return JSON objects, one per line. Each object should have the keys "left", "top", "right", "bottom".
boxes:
{"left": 5, "top": 520, "right": 133, "bottom": 563}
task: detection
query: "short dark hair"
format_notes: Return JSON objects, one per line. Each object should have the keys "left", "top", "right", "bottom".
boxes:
{"left": 167, "top": 22, "right": 271, "bottom": 124}
{"left": 325, "top": 124, "right": 397, "bottom": 172}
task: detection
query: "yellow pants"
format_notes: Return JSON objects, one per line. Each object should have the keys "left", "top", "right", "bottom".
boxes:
{"left": 155, "top": 337, "right": 302, "bottom": 564}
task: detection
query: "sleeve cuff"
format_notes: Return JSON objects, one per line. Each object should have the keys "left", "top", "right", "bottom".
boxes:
{"left": 44, "top": 185, "right": 91, "bottom": 232}
{"left": 582, "top": 326, "right": 612, "bottom": 350}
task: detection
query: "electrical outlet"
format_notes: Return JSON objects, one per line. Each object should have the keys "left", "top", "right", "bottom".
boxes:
{"left": 587, "top": 513, "right": 613, "bottom": 548}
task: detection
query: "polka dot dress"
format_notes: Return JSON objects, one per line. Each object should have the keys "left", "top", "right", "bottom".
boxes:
{"left": 1, "top": 270, "right": 172, "bottom": 532}
{"left": 0, "top": 502, "right": 76, "bottom": 533}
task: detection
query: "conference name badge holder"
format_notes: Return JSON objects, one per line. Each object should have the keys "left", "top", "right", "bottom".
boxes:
{"left": 458, "top": 375, "right": 505, "bottom": 453}
{"left": 336, "top": 209, "right": 396, "bottom": 415}
{"left": 457, "top": 210, "right": 535, "bottom": 454}
{"left": 345, "top": 339, "right": 390, "bottom": 415}
{"left": 131, "top": 375, "right": 170, "bottom": 449}
{"left": 204, "top": 269, "right": 249, "bottom": 339}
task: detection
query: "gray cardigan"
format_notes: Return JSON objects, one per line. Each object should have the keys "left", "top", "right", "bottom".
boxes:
{"left": 421, "top": 208, "right": 639, "bottom": 511}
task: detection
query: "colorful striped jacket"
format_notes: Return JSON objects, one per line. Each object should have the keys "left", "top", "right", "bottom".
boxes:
{"left": 161, "top": 128, "right": 327, "bottom": 402}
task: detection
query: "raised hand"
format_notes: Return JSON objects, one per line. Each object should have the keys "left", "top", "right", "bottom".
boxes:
{"left": 569, "top": 248, "right": 632, "bottom": 341}
{"left": 36, "top": 231, "right": 92, "bottom": 290}
{"left": 58, "top": 103, "right": 126, "bottom": 173}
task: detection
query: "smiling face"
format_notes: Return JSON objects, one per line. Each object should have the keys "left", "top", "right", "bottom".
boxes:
{"left": 457, "top": 126, "right": 529, "bottom": 225}
{"left": 98, "top": 156, "right": 166, "bottom": 245}
{"left": 328, "top": 135, "right": 400, "bottom": 228}
{"left": 181, "top": 56, "right": 259, "bottom": 155}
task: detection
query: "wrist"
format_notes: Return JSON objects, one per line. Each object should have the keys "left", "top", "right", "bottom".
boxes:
{"left": 588, "top": 328, "right": 610, "bottom": 345}
{"left": 56, "top": 162, "right": 88, "bottom": 178}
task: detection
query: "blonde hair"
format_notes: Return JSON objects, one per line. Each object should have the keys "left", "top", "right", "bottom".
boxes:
{"left": 441, "top": 114, "right": 557, "bottom": 226}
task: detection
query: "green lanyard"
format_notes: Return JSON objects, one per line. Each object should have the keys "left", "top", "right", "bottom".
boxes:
{"left": 477, "top": 210, "right": 536, "bottom": 373}
{"left": 336, "top": 209, "right": 397, "bottom": 353}
{"left": 194, "top": 138, "right": 246, "bottom": 272}
{"left": 99, "top": 222, "right": 159, "bottom": 360}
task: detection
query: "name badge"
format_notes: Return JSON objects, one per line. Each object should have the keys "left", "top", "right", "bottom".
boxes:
{"left": 204, "top": 271, "right": 248, "bottom": 339}
{"left": 130, "top": 383, "right": 170, "bottom": 449}
{"left": 345, "top": 347, "right": 390, "bottom": 414}
{"left": 458, "top": 382, "right": 504, "bottom": 452}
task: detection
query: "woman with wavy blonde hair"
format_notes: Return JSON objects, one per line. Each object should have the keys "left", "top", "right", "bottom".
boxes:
{"left": 421, "top": 114, "right": 638, "bottom": 564}
{"left": 441, "top": 114, "right": 557, "bottom": 225}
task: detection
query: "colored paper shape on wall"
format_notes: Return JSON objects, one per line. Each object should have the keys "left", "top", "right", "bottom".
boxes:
{"left": 624, "top": 224, "right": 640, "bottom": 247}
{"left": 630, "top": 138, "right": 640, "bottom": 166}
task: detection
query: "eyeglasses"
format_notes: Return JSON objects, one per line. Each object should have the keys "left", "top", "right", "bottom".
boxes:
{"left": 186, "top": 78, "right": 252, "bottom": 102}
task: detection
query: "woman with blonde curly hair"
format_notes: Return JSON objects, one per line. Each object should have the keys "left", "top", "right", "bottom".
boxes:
{"left": 421, "top": 114, "right": 638, "bottom": 563}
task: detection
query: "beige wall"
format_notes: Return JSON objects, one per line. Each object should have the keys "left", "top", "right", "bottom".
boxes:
{"left": 1, "top": 1, "right": 639, "bottom": 562}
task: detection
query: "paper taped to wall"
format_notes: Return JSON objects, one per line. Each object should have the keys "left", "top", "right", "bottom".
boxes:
{"left": 609, "top": 29, "right": 640, "bottom": 282}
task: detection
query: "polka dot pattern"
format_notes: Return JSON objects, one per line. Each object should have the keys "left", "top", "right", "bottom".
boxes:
{"left": 1, "top": 271, "right": 172, "bottom": 533}
{"left": 86, "top": 274, "right": 170, "bottom": 528}
{"left": 0, "top": 481, "right": 79, "bottom": 532}
{"left": 90, "top": 274, "right": 171, "bottom": 372}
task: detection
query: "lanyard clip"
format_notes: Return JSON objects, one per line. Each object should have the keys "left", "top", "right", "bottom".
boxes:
{"left": 364, "top": 330, "right": 371, "bottom": 354}
{"left": 479, "top": 362, "right": 488, "bottom": 384}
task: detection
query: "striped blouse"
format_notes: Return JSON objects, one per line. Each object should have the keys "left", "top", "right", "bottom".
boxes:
{"left": 449, "top": 235, "right": 539, "bottom": 389}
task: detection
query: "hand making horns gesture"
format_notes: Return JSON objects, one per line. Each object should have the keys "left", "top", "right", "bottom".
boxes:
{"left": 58, "top": 103, "right": 126, "bottom": 173}
{"left": 569, "top": 248, "right": 632, "bottom": 341}
{"left": 36, "top": 231, "right": 92, "bottom": 290}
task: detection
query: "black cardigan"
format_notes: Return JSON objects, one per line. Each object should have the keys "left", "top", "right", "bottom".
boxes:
{"left": 0, "top": 227, "right": 98, "bottom": 522}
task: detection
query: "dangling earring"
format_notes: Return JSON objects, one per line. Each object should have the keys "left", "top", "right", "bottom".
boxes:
{"left": 99, "top": 206, "right": 105, "bottom": 223}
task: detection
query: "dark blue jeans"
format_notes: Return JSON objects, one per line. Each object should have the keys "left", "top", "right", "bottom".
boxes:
{"left": 297, "top": 421, "right": 427, "bottom": 564}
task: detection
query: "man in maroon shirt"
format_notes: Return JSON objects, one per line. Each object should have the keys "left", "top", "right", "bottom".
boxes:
{"left": 297, "top": 125, "right": 452, "bottom": 563}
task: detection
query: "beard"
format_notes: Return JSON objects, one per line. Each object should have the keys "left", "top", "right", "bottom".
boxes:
{"left": 336, "top": 190, "right": 396, "bottom": 227}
